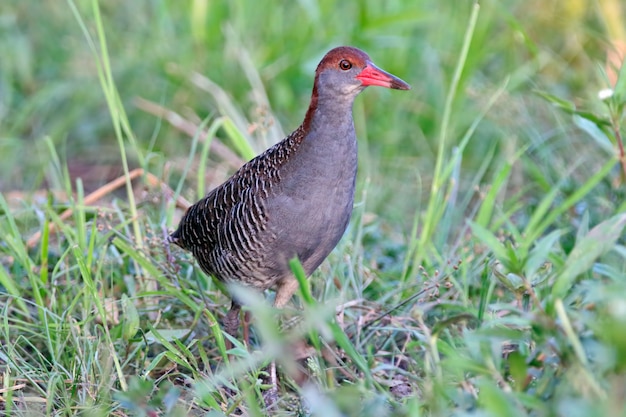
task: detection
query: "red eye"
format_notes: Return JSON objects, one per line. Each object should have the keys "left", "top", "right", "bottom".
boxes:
{"left": 339, "top": 59, "right": 352, "bottom": 70}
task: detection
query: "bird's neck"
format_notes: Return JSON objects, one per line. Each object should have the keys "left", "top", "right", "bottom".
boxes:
{"left": 279, "top": 86, "right": 359, "bottom": 186}
{"left": 268, "top": 81, "right": 359, "bottom": 200}
{"left": 301, "top": 83, "right": 359, "bottom": 142}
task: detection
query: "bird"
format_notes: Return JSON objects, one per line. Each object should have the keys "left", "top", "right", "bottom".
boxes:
{"left": 170, "top": 46, "right": 410, "bottom": 337}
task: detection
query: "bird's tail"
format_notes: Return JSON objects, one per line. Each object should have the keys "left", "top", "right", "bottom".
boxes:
{"left": 167, "top": 228, "right": 184, "bottom": 249}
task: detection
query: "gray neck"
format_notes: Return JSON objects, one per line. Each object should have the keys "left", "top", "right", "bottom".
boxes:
{"left": 275, "top": 90, "right": 359, "bottom": 199}
{"left": 300, "top": 91, "right": 359, "bottom": 160}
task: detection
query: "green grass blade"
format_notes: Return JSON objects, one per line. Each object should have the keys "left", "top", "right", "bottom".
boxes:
{"left": 552, "top": 212, "right": 626, "bottom": 298}
{"left": 411, "top": 1, "right": 481, "bottom": 269}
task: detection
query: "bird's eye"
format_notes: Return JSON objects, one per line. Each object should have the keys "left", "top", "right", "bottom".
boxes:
{"left": 339, "top": 60, "right": 352, "bottom": 70}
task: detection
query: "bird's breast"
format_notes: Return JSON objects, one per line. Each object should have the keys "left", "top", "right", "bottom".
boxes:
{"left": 261, "top": 125, "right": 358, "bottom": 275}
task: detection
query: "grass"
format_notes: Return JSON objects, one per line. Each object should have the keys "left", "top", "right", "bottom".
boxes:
{"left": 1, "top": 0, "right": 626, "bottom": 415}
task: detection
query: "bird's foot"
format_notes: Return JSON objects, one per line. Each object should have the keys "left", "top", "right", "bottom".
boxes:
{"left": 263, "top": 360, "right": 279, "bottom": 411}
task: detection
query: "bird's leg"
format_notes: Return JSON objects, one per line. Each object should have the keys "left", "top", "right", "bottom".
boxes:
{"left": 242, "top": 310, "right": 251, "bottom": 347}
{"left": 263, "top": 359, "right": 279, "bottom": 411}
{"left": 273, "top": 278, "right": 300, "bottom": 308}
{"left": 223, "top": 301, "right": 241, "bottom": 338}
{"left": 263, "top": 278, "right": 300, "bottom": 405}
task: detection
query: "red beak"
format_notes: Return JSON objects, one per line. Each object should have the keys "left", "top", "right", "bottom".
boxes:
{"left": 356, "top": 61, "right": 411, "bottom": 90}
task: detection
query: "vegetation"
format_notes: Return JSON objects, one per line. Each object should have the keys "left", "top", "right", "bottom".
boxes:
{"left": 1, "top": 0, "right": 625, "bottom": 415}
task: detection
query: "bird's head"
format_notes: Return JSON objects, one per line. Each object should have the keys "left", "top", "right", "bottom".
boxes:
{"left": 314, "top": 46, "right": 411, "bottom": 97}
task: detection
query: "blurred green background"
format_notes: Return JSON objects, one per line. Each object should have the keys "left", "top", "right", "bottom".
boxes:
{"left": 2, "top": 0, "right": 620, "bottom": 226}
